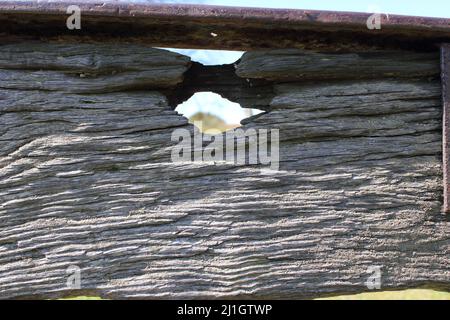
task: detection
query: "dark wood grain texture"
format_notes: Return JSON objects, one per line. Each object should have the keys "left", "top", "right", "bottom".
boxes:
{"left": 0, "top": 43, "right": 448, "bottom": 299}
{"left": 236, "top": 50, "right": 440, "bottom": 82}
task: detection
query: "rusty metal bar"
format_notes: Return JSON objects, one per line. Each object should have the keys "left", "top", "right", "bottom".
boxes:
{"left": 441, "top": 44, "right": 450, "bottom": 213}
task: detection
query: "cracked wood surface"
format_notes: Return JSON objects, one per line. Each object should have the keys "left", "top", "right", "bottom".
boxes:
{"left": 0, "top": 43, "right": 191, "bottom": 93}
{"left": 0, "top": 43, "right": 448, "bottom": 299}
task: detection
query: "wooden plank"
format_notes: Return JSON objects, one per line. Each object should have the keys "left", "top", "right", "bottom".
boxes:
{"left": 1, "top": 2, "right": 450, "bottom": 51}
{"left": 442, "top": 44, "right": 450, "bottom": 213}
{"left": 0, "top": 44, "right": 448, "bottom": 299}
{"left": 236, "top": 49, "right": 440, "bottom": 82}
{"left": 0, "top": 43, "right": 191, "bottom": 93}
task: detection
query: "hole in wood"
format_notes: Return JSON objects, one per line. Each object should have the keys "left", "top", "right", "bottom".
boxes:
{"left": 174, "top": 91, "right": 263, "bottom": 133}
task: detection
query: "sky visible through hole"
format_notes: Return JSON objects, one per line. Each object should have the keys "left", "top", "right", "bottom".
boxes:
{"left": 175, "top": 92, "right": 262, "bottom": 131}
{"left": 164, "top": 49, "right": 263, "bottom": 127}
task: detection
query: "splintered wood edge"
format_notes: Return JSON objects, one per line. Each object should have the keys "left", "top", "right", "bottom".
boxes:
{"left": 441, "top": 43, "right": 450, "bottom": 214}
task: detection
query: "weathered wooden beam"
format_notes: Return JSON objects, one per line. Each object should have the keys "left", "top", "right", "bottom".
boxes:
{"left": 236, "top": 50, "right": 440, "bottom": 82}
{"left": 0, "top": 43, "right": 448, "bottom": 300}
{"left": 0, "top": 43, "right": 191, "bottom": 93}
{"left": 442, "top": 44, "right": 450, "bottom": 213}
{"left": 1, "top": 2, "right": 450, "bottom": 51}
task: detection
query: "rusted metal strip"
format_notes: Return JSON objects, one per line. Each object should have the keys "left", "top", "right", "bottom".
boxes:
{"left": 0, "top": 1, "right": 450, "bottom": 51}
{"left": 441, "top": 44, "right": 450, "bottom": 213}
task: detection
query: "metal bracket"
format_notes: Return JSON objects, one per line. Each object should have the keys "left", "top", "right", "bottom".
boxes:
{"left": 441, "top": 44, "right": 450, "bottom": 213}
